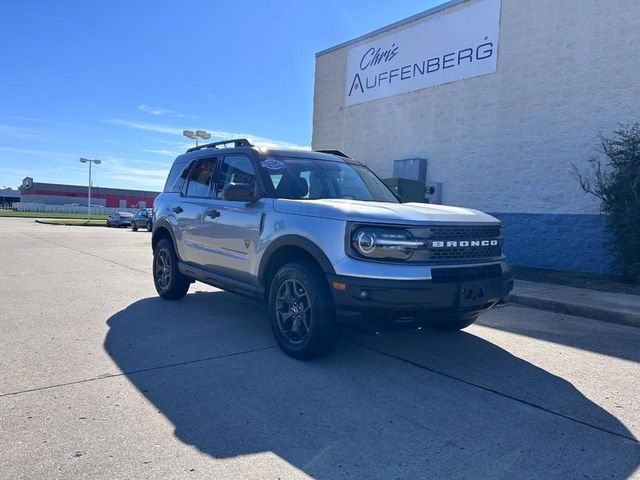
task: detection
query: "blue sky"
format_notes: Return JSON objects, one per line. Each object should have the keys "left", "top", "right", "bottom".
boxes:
{"left": 0, "top": 0, "right": 446, "bottom": 191}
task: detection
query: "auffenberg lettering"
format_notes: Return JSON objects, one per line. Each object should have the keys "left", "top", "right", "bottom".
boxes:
{"left": 348, "top": 42, "right": 495, "bottom": 97}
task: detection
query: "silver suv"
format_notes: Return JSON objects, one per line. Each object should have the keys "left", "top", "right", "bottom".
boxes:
{"left": 152, "top": 138, "right": 513, "bottom": 359}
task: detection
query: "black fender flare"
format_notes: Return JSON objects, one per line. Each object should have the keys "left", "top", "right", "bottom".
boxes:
{"left": 258, "top": 235, "right": 335, "bottom": 285}
{"left": 151, "top": 218, "right": 179, "bottom": 256}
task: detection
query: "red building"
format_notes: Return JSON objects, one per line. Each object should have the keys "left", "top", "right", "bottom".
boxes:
{"left": 19, "top": 177, "right": 159, "bottom": 209}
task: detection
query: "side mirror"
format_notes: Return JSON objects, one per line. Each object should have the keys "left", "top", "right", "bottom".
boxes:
{"left": 223, "top": 183, "right": 257, "bottom": 202}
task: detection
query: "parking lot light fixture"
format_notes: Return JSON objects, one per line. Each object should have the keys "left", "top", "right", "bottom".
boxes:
{"left": 183, "top": 129, "right": 211, "bottom": 147}
{"left": 79, "top": 158, "right": 102, "bottom": 222}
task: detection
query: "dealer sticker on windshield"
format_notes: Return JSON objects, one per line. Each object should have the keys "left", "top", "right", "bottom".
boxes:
{"left": 261, "top": 158, "right": 285, "bottom": 170}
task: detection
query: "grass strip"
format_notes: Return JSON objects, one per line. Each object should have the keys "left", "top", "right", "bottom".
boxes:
{"left": 0, "top": 209, "right": 109, "bottom": 220}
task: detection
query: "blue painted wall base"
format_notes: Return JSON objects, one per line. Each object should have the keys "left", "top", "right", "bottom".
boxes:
{"left": 489, "top": 212, "right": 615, "bottom": 274}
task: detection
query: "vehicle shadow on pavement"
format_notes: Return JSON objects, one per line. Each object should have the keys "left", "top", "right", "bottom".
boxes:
{"left": 104, "top": 292, "right": 639, "bottom": 479}
{"left": 477, "top": 305, "right": 640, "bottom": 363}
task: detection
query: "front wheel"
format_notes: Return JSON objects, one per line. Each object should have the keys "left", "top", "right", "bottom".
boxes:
{"left": 269, "top": 261, "right": 340, "bottom": 360}
{"left": 153, "top": 239, "right": 190, "bottom": 300}
{"left": 132, "top": 223, "right": 138, "bottom": 232}
{"left": 146, "top": 221, "right": 152, "bottom": 231}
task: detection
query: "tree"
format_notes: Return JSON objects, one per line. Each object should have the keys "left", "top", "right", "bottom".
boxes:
{"left": 573, "top": 124, "right": 640, "bottom": 282}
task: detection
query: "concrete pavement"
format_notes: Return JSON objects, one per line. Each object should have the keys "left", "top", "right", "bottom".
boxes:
{"left": 0, "top": 217, "right": 638, "bottom": 479}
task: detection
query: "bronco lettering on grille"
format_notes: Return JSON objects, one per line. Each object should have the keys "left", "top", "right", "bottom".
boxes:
{"left": 431, "top": 240, "right": 499, "bottom": 248}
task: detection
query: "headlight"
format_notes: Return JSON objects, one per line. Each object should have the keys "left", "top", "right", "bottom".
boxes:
{"left": 351, "top": 227, "right": 422, "bottom": 261}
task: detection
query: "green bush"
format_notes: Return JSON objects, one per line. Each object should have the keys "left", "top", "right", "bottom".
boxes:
{"left": 573, "top": 124, "right": 640, "bottom": 282}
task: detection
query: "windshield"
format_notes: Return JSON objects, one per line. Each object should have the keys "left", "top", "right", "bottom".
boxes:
{"left": 261, "top": 156, "right": 398, "bottom": 203}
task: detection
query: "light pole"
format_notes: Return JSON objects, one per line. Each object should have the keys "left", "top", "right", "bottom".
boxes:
{"left": 79, "top": 158, "right": 102, "bottom": 221}
{"left": 183, "top": 129, "right": 211, "bottom": 147}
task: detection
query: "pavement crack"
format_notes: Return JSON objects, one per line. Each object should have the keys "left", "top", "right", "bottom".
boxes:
{"left": 18, "top": 231, "right": 148, "bottom": 274}
{"left": 0, "top": 346, "right": 277, "bottom": 398}
{"left": 348, "top": 339, "right": 639, "bottom": 444}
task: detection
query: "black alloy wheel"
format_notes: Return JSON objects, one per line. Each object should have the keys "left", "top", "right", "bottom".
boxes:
{"left": 153, "top": 238, "right": 190, "bottom": 300}
{"left": 269, "top": 261, "right": 340, "bottom": 359}
{"left": 275, "top": 278, "right": 312, "bottom": 345}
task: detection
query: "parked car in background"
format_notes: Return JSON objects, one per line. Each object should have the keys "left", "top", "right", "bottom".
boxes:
{"left": 131, "top": 208, "right": 153, "bottom": 231}
{"left": 106, "top": 212, "right": 133, "bottom": 228}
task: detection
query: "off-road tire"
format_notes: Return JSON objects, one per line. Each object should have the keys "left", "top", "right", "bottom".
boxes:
{"left": 269, "top": 261, "right": 340, "bottom": 360}
{"left": 153, "top": 238, "right": 190, "bottom": 300}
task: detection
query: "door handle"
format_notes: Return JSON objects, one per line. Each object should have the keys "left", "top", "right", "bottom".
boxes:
{"left": 205, "top": 209, "right": 220, "bottom": 218}
{"left": 172, "top": 206, "right": 183, "bottom": 214}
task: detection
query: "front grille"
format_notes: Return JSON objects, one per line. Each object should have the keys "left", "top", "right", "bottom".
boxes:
{"left": 428, "top": 226, "right": 501, "bottom": 240}
{"left": 418, "top": 225, "right": 502, "bottom": 262}
{"left": 431, "top": 264, "right": 503, "bottom": 283}
{"left": 428, "top": 244, "right": 502, "bottom": 261}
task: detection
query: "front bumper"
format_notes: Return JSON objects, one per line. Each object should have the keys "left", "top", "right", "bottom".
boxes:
{"left": 327, "top": 262, "right": 513, "bottom": 331}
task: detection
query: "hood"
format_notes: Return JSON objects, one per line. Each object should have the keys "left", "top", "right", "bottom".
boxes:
{"left": 273, "top": 199, "right": 500, "bottom": 225}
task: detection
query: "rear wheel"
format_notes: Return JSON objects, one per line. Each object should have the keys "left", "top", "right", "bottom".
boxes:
{"left": 269, "top": 261, "right": 340, "bottom": 360}
{"left": 153, "top": 238, "right": 190, "bottom": 300}
{"left": 429, "top": 313, "right": 478, "bottom": 331}
{"left": 146, "top": 221, "right": 152, "bottom": 231}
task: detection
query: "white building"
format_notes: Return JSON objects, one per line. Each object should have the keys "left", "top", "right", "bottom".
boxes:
{"left": 312, "top": 0, "right": 640, "bottom": 273}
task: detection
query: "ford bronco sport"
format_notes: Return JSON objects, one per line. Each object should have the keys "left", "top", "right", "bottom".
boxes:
{"left": 152, "top": 138, "right": 513, "bottom": 359}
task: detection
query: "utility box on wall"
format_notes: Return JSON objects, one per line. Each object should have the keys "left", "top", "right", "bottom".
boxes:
{"left": 383, "top": 177, "right": 426, "bottom": 203}
{"left": 393, "top": 158, "right": 427, "bottom": 184}
{"left": 388, "top": 158, "right": 432, "bottom": 203}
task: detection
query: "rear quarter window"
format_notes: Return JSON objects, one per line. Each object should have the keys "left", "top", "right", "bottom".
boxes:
{"left": 164, "top": 161, "right": 190, "bottom": 193}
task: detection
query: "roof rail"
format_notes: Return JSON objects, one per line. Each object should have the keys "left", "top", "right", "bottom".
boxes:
{"left": 314, "top": 149, "right": 350, "bottom": 158}
{"left": 186, "top": 138, "right": 254, "bottom": 153}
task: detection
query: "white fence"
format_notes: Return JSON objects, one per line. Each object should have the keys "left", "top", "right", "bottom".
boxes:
{"left": 14, "top": 203, "right": 139, "bottom": 215}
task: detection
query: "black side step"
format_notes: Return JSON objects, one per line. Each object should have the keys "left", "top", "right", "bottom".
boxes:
{"left": 178, "top": 262, "right": 264, "bottom": 300}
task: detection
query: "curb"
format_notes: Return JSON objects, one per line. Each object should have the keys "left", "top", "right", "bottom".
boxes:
{"left": 507, "top": 293, "right": 640, "bottom": 329}
{"left": 34, "top": 219, "right": 106, "bottom": 227}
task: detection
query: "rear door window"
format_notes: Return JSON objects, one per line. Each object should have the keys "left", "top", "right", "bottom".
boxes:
{"left": 184, "top": 157, "right": 218, "bottom": 197}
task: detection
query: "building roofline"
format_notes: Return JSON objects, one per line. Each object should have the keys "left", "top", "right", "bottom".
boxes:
{"left": 315, "top": 0, "right": 466, "bottom": 57}
{"left": 23, "top": 181, "right": 160, "bottom": 195}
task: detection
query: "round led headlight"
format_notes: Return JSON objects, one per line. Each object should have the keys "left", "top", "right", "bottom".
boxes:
{"left": 351, "top": 227, "right": 421, "bottom": 261}
{"left": 356, "top": 230, "right": 376, "bottom": 254}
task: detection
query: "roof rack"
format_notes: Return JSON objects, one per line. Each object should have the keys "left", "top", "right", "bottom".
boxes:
{"left": 187, "top": 138, "right": 254, "bottom": 153}
{"left": 314, "top": 149, "right": 350, "bottom": 158}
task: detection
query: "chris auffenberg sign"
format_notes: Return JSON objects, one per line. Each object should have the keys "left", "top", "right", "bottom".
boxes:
{"left": 344, "top": 0, "right": 501, "bottom": 106}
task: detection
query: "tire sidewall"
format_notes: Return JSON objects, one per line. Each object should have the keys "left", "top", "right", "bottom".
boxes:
{"left": 268, "top": 262, "right": 338, "bottom": 359}
{"left": 153, "top": 238, "right": 189, "bottom": 299}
